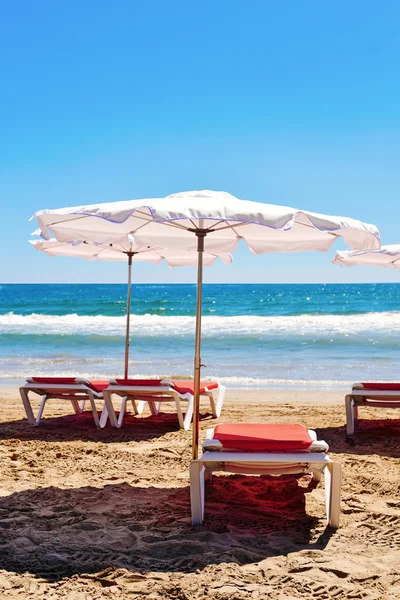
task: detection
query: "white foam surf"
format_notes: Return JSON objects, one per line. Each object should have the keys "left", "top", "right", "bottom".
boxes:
{"left": 1, "top": 311, "right": 400, "bottom": 338}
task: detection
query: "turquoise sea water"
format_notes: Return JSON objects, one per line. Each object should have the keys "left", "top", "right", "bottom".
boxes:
{"left": 1, "top": 283, "right": 400, "bottom": 388}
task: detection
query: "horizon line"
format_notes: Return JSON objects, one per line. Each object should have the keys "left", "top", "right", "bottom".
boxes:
{"left": 1, "top": 281, "right": 399, "bottom": 286}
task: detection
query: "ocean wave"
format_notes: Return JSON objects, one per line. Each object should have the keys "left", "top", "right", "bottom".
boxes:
{"left": 1, "top": 311, "right": 400, "bottom": 338}
{"left": 215, "top": 376, "right": 353, "bottom": 389}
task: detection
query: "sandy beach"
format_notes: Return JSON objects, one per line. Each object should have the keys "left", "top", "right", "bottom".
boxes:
{"left": 0, "top": 387, "right": 398, "bottom": 599}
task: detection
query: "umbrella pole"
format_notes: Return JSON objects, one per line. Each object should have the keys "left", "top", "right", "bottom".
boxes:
{"left": 192, "top": 231, "right": 206, "bottom": 460}
{"left": 124, "top": 253, "right": 133, "bottom": 379}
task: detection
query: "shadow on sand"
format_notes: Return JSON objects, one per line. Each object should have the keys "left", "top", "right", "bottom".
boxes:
{"left": 0, "top": 409, "right": 215, "bottom": 444}
{"left": 315, "top": 418, "right": 400, "bottom": 458}
{"left": 0, "top": 475, "right": 335, "bottom": 581}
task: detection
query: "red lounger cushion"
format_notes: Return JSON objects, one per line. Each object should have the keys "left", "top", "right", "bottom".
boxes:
{"left": 171, "top": 380, "right": 219, "bottom": 395}
{"left": 113, "top": 379, "right": 219, "bottom": 395}
{"left": 361, "top": 382, "right": 400, "bottom": 391}
{"left": 31, "top": 377, "right": 77, "bottom": 384}
{"left": 88, "top": 380, "right": 110, "bottom": 393}
{"left": 30, "top": 377, "right": 109, "bottom": 393}
{"left": 213, "top": 423, "right": 313, "bottom": 451}
{"left": 114, "top": 379, "right": 163, "bottom": 387}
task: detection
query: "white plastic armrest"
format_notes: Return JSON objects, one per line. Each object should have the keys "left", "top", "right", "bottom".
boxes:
{"left": 75, "top": 377, "right": 90, "bottom": 385}
{"left": 309, "top": 440, "right": 329, "bottom": 452}
{"left": 308, "top": 429, "right": 317, "bottom": 441}
{"left": 205, "top": 427, "right": 216, "bottom": 440}
{"left": 202, "top": 439, "right": 223, "bottom": 451}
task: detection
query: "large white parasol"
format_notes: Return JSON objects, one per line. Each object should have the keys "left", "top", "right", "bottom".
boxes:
{"left": 31, "top": 190, "right": 380, "bottom": 457}
{"left": 30, "top": 236, "right": 232, "bottom": 379}
{"left": 333, "top": 245, "right": 400, "bottom": 268}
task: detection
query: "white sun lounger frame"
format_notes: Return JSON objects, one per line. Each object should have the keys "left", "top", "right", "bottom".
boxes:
{"left": 19, "top": 378, "right": 109, "bottom": 428}
{"left": 345, "top": 383, "right": 400, "bottom": 439}
{"left": 102, "top": 382, "right": 226, "bottom": 430}
{"left": 190, "top": 428, "right": 341, "bottom": 528}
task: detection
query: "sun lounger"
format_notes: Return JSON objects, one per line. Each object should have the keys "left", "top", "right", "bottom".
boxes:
{"left": 19, "top": 377, "right": 111, "bottom": 428}
{"left": 102, "top": 379, "right": 226, "bottom": 430}
{"left": 345, "top": 382, "right": 400, "bottom": 441}
{"left": 190, "top": 423, "right": 341, "bottom": 528}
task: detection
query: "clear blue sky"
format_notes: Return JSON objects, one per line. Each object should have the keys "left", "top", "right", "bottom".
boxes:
{"left": 1, "top": 0, "right": 400, "bottom": 284}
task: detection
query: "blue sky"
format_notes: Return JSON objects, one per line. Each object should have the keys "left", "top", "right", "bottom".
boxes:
{"left": 1, "top": 0, "right": 400, "bottom": 283}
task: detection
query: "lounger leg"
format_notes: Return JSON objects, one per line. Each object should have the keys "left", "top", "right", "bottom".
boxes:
{"left": 345, "top": 394, "right": 355, "bottom": 439}
{"left": 19, "top": 388, "right": 36, "bottom": 425}
{"left": 213, "top": 384, "right": 226, "bottom": 418}
{"left": 117, "top": 396, "right": 128, "bottom": 427}
{"left": 130, "top": 398, "right": 139, "bottom": 415}
{"left": 86, "top": 391, "right": 100, "bottom": 428}
{"left": 70, "top": 399, "right": 81, "bottom": 414}
{"left": 102, "top": 391, "right": 119, "bottom": 428}
{"left": 79, "top": 400, "right": 86, "bottom": 413}
{"left": 324, "top": 462, "right": 341, "bottom": 529}
{"left": 190, "top": 461, "right": 205, "bottom": 525}
{"left": 36, "top": 394, "right": 48, "bottom": 425}
{"left": 135, "top": 400, "right": 145, "bottom": 415}
{"left": 208, "top": 392, "right": 216, "bottom": 417}
{"left": 353, "top": 404, "right": 359, "bottom": 426}
{"left": 99, "top": 402, "right": 109, "bottom": 428}
{"left": 148, "top": 400, "right": 159, "bottom": 416}
{"left": 183, "top": 394, "right": 194, "bottom": 431}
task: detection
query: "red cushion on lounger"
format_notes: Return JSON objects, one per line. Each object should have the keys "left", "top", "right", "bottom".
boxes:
{"left": 31, "top": 377, "right": 109, "bottom": 393}
{"left": 361, "top": 382, "right": 400, "bottom": 390}
{"left": 31, "top": 377, "right": 78, "bottom": 384}
{"left": 213, "top": 423, "right": 313, "bottom": 451}
{"left": 88, "top": 380, "right": 110, "bottom": 393}
{"left": 114, "top": 379, "right": 163, "bottom": 387}
{"left": 112, "top": 379, "right": 219, "bottom": 394}
{"left": 171, "top": 380, "right": 219, "bottom": 395}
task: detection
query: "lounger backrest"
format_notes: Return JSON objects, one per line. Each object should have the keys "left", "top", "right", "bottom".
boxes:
{"left": 109, "top": 378, "right": 220, "bottom": 395}
{"left": 359, "top": 382, "right": 400, "bottom": 391}
{"left": 113, "top": 379, "right": 164, "bottom": 386}
{"left": 29, "top": 377, "right": 80, "bottom": 384}
{"left": 168, "top": 380, "right": 219, "bottom": 394}
{"left": 27, "top": 377, "right": 108, "bottom": 394}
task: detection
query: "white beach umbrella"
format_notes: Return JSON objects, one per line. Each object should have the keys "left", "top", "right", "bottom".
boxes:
{"left": 31, "top": 190, "right": 380, "bottom": 457}
{"left": 30, "top": 237, "right": 232, "bottom": 379}
{"left": 333, "top": 245, "right": 400, "bottom": 268}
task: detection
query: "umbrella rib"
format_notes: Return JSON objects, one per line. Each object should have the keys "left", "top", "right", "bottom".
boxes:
{"left": 47, "top": 214, "right": 95, "bottom": 226}
{"left": 208, "top": 220, "right": 225, "bottom": 229}
{"left": 210, "top": 221, "right": 249, "bottom": 233}
{"left": 161, "top": 221, "right": 191, "bottom": 231}
{"left": 132, "top": 219, "right": 190, "bottom": 234}
{"left": 133, "top": 211, "right": 189, "bottom": 231}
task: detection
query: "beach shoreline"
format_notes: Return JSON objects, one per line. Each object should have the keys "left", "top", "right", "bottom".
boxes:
{"left": 0, "top": 383, "right": 346, "bottom": 404}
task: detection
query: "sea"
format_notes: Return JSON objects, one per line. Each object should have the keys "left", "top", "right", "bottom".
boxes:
{"left": 1, "top": 283, "right": 400, "bottom": 389}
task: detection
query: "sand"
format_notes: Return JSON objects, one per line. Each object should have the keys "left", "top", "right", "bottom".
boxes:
{"left": 0, "top": 386, "right": 399, "bottom": 599}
